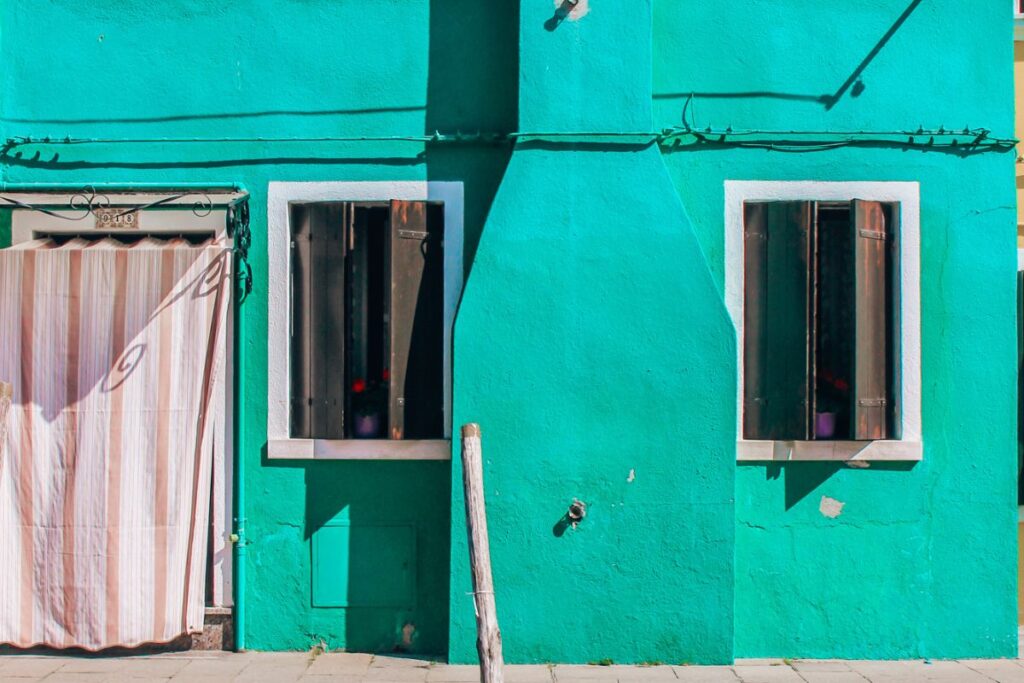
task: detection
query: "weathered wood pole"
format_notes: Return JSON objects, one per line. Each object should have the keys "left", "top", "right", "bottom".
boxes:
{"left": 0, "top": 381, "right": 11, "bottom": 456}
{"left": 460, "top": 423, "right": 504, "bottom": 683}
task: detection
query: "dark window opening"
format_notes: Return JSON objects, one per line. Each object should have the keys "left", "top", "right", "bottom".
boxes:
{"left": 815, "top": 205, "right": 856, "bottom": 440}
{"left": 743, "top": 200, "right": 900, "bottom": 441}
{"left": 290, "top": 200, "right": 445, "bottom": 441}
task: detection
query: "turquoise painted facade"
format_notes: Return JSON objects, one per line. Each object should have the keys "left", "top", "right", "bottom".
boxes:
{"left": 0, "top": 0, "right": 1017, "bottom": 664}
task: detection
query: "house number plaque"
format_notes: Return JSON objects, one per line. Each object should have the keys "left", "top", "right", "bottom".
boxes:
{"left": 94, "top": 208, "right": 139, "bottom": 229}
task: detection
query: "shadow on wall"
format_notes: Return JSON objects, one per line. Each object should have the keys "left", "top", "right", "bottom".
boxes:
{"left": 7, "top": 246, "right": 230, "bottom": 421}
{"left": 544, "top": 0, "right": 578, "bottom": 32}
{"left": 654, "top": 0, "right": 925, "bottom": 117}
{"left": 741, "top": 460, "right": 918, "bottom": 511}
{"left": 267, "top": 0, "right": 519, "bottom": 656}
{"left": 424, "top": 0, "right": 518, "bottom": 274}
{"left": 301, "top": 461, "right": 452, "bottom": 655}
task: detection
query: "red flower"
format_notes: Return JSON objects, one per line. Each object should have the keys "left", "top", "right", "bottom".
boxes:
{"left": 352, "top": 378, "right": 366, "bottom": 393}
{"left": 382, "top": 368, "right": 390, "bottom": 381}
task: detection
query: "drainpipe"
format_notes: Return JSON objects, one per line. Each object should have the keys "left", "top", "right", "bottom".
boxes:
{"left": 231, "top": 249, "right": 248, "bottom": 652}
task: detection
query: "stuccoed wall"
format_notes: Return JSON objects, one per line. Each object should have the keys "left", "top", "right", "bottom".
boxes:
{"left": 654, "top": 0, "right": 1018, "bottom": 659}
{"left": 0, "top": 0, "right": 518, "bottom": 654}
{"left": 450, "top": 0, "right": 737, "bottom": 665}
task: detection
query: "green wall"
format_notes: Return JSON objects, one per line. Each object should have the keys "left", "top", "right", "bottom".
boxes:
{"left": 654, "top": 0, "right": 1018, "bottom": 659}
{"left": 0, "top": 0, "right": 1017, "bottom": 663}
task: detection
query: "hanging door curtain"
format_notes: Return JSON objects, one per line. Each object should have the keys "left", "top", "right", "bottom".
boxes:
{"left": 0, "top": 236, "right": 230, "bottom": 650}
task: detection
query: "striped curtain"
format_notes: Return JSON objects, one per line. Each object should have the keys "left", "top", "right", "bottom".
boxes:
{"left": 0, "top": 382, "right": 11, "bottom": 452}
{"left": 0, "top": 237, "right": 230, "bottom": 650}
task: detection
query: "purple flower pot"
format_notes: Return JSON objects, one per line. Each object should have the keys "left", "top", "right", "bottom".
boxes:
{"left": 815, "top": 412, "right": 837, "bottom": 439}
{"left": 354, "top": 412, "right": 381, "bottom": 438}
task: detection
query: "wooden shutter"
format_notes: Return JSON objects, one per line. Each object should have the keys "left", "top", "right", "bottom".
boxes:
{"left": 290, "top": 203, "right": 347, "bottom": 439}
{"left": 387, "top": 200, "right": 445, "bottom": 440}
{"left": 851, "top": 200, "right": 890, "bottom": 440}
{"left": 742, "top": 201, "right": 814, "bottom": 440}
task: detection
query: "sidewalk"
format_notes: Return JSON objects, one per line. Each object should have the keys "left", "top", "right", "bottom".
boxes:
{"left": 3, "top": 652, "right": 1024, "bottom": 683}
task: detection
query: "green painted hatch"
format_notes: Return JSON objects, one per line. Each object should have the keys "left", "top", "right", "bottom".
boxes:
{"left": 312, "top": 523, "right": 417, "bottom": 609}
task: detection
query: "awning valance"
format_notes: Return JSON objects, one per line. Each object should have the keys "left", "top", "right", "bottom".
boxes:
{"left": 0, "top": 186, "right": 248, "bottom": 241}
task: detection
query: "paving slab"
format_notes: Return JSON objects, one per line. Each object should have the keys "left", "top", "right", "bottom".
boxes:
{"left": 555, "top": 665, "right": 650, "bottom": 680}
{"left": 503, "top": 664, "right": 555, "bottom": 682}
{"left": 171, "top": 655, "right": 255, "bottom": 678}
{"left": 0, "top": 655, "right": 69, "bottom": 678}
{"left": 790, "top": 660, "right": 854, "bottom": 673}
{"left": 233, "top": 653, "right": 313, "bottom": 683}
{"left": 52, "top": 656, "right": 128, "bottom": 674}
{"left": 920, "top": 659, "right": 988, "bottom": 676}
{"left": 673, "top": 665, "right": 741, "bottom": 682}
{"left": 370, "top": 655, "right": 435, "bottom": 669}
{"left": 730, "top": 664, "right": 805, "bottom": 682}
{"left": 362, "top": 664, "right": 431, "bottom": 682}
{"left": 620, "top": 665, "right": 677, "bottom": 680}
{"left": 426, "top": 664, "right": 480, "bottom": 681}
{"left": 959, "top": 658, "right": 1024, "bottom": 682}
{"left": 100, "top": 675, "right": 174, "bottom": 683}
{"left": 794, "top": 672, "right": 868, "bottom": 683}
{"left": 111, "top": 657, "right": 190, "bottom": 677}
{"left": 306, "top": 653, "right": 374, "bottom": 676}
{"left": 34, "top": 673, "right": 109, "bottom": 683}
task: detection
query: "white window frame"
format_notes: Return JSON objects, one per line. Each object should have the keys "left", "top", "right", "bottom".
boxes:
{"left": 1015, "top": 0, "right": 1024, "bottom": 19}
{"left": 266, "top": 181, "right": 463, "bottom": 460}
{"left": 725, "top": 181, "right": 922, "bottom": 462}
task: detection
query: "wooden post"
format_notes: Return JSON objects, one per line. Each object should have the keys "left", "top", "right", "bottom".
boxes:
{"left": 460, "top": 423, "right": 504, "bottom": 683}
{"left": 0, "top": 381, "right": 11, "bottom": 457}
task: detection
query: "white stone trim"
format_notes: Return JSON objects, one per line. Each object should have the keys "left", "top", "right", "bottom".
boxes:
{"left": 267, "top": 439, "right": 450, "bottom": 460}
{"left": 266, "top": 181, "right": 464, "bottom": 460}
{"left": 725, "top": 181, "right": 922, "bottom": 462}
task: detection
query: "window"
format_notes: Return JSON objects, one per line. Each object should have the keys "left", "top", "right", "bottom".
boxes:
{"left": 290, "top": 200, "right": 445, "bottom": 441}
{"left": 742, "top": 200, "right": 899, "bottom": 442}
{"left": 1016, "top": 0, "right": 1024, "bottom": 18}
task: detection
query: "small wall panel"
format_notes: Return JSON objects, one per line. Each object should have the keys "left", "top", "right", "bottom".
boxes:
{"left": 312, "top": 523, "right": 416, "bottom": 609}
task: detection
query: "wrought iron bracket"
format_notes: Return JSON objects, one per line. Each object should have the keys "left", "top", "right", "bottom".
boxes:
{"left": 0, "top": 186, "right": 246, "bottom": 222}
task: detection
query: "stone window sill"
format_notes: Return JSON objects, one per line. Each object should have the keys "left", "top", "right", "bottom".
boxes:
{"left": 267, "top": 439, "right": 451, "bottom": 461}
{"left": 737, "top": 439, "right": 922, "bottom": 462}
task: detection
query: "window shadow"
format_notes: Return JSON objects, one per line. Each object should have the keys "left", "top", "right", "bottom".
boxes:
{"left": 302, "top": 461, "right": 451, "bottom": 655}
{"left": 747, "top": 459, "right": 919, "bottom": 510}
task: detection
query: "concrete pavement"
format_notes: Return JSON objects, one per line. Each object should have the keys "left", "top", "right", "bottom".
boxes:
{"left": 4, "top": 651, "right": 1024, "bottom": 683}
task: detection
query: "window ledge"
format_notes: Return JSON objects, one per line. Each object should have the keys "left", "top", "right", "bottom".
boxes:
{"left": 737, "top": 439, "right": 922, "bottom": 462}
{"left": 268, "top": 439, "right": 451, "bottom": 461}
